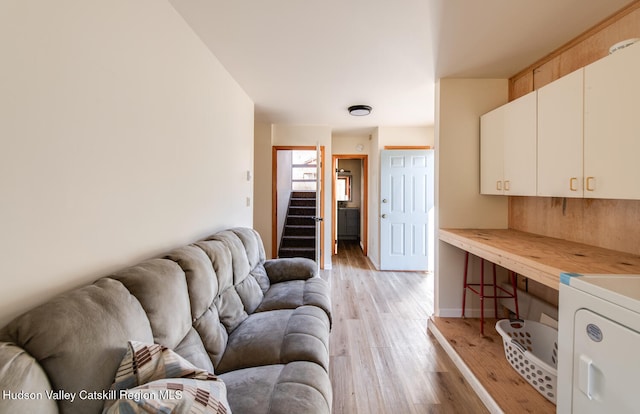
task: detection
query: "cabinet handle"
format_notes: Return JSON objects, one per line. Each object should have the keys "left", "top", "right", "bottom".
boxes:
{"left": 504, "top": 180, "right": 511, "bottom": 191}
{"left": 496, "top": 181, "right": 502, "bottom": 191}
{"left": 586, "top": 177, "right": 595, "bottom": 192}
{"left": 570, "top": 177, "right": 578, "bottom": 192}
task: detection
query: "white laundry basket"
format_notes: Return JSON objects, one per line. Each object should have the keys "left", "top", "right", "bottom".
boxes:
{"left": 495, "top": 319, "right": 558, "bottom": 404}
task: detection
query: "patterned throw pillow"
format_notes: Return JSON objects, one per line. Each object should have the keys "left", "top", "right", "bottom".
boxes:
{"left": 103, "top": 341, "right": 230, "bottom": 414}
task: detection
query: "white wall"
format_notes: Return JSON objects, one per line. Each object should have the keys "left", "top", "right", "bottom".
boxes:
{"left": 276, "top": 151, "right": 293, "bottom": 250}
{"left": 253, "top": 122, "right": 273, "bottom": 257}
{"left": 0, "top": 0, "right": 254, "bottom": 327}
{"left": 332, "top": 134, "right": 371, "bottom": 155}
{"left": 434, "top": 78, "right": 509, "bottom": 317}
{"left": 377, "top": 126, "right": 435, "bottom": 148}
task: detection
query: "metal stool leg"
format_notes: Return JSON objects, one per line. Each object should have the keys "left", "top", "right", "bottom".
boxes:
{"left": 480, "top": 259, "right": 485, "bottom": 336}
{"left": 492, "top": 262, "right": 498, "bottom": 318}
{"left": 461, "top": 251, "right": 469, "bottom": 317}
{"left": 511, "top": 271, "right": 520, "bottom": 319}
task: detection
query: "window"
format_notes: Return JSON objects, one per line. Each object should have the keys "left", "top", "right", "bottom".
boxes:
{"left": 291, "top": 150, "right": 317, "bottom": 191}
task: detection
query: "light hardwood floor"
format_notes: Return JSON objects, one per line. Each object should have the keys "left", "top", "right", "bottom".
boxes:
{"left": 324, "top": 241, "right": 488, "bottom": 414}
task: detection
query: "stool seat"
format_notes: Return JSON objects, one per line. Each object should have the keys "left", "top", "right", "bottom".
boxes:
{"left": 461, "top": 251, "right": 519, "bottom": 335}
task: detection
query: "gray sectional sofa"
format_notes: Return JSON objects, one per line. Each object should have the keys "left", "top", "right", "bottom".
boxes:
{"left": 0, "top": 227, "right": 332, "bottom": 414}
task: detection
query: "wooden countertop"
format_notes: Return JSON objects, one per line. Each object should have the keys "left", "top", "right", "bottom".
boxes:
{"left": 439, "top": 228, "right": 640, "bottom": 290}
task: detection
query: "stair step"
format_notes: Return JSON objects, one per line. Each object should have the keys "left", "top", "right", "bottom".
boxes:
{"left": 290, "top": 198, "right": 316, "bottom": 207}
{"left": 291, "top": 191, "right": 316, "bottom": 198}
{"left": 278, "top": 247, "right": 316, "bottom": 260}
{"left": 286, "top": 215, "right": 315, "bottom": 225}
{"left": 284, "top": 225, "right": 316, "bottom": 236}
{"left": 281, "top": 235, "right": 316, "bottom": 248}
{"left": 288, "top": 206, "right": 316, "bottom": 216}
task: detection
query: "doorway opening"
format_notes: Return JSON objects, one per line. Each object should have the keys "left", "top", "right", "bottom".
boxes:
{"left": 272, "top": 146, "right": 325, "bottom": 269}
{"left": 332, "top": 154, "right": 368, "bottom": 256}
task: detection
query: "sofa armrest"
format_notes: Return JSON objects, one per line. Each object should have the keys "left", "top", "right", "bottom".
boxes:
{"left": 0, "top": 342, "right": 58, "bottom": 414}
{"left": 263, "top": 258, "right": 317, "bottom": 283}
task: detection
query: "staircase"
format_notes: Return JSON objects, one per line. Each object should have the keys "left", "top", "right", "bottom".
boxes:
{"left": 278, "top": 191, "right": 317, "bottom": 260}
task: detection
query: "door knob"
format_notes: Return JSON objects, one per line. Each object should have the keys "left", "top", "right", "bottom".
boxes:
{"left": 381, "top": 214, "right": 387, "bottom": 219}
{"left": 382, "top": 198, "right": 388, "bottom": 203}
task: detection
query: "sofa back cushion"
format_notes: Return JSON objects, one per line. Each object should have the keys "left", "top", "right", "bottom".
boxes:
{"left": 109, "top": 258, "right": 218, "bottom": 372}
{"left": 230, "top": 227, "right": 267, "bottom": 268}
{"left": 164, "top": 245, "right": 218, "bottom": 319}
{"left": 209, "top": 230, "right": 252, "bottom": 283}
{"left": 0, "top": 278, "right": 154, "bottom": 414}
{"left": 164, "top": 244, "right": 228, "bottom": 369}
{"left": 111, "top": 259, "right": 191, "bottom": 349}
{"left": 196, "top": 239, "right": 248, "bottom": 333}
{"left": 230, "top": 228, "right": 271, "bottom": 293}
{"left": 207, "top": 231, "right": 265, "bottom": 314}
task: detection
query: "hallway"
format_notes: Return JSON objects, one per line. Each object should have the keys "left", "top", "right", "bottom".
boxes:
{"left": 325, "top": 242, "right": 487, "bottom": 413}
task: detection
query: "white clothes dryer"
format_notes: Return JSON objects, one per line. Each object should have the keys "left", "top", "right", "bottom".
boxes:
{"left": 557, "top": 273, "right": 640, "bottom": 414}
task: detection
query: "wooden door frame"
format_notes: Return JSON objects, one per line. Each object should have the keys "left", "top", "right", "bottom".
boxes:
{"left": 332, "top": 154, "right": 368, "bottom": 256}
{"left": 272, "top": 146, "right": 325, "bottom": 269}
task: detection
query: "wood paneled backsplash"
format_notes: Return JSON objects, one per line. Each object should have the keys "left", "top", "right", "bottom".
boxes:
{"left": 509, "top": 197, "right": 640, "bottom": 256}
{"left": 508, "top": 1, "right": 640, "bottom": 256}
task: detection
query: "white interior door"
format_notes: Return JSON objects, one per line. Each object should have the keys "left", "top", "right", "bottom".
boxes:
{"left": 380, "top": 149, "right": 433, "bottom": 271}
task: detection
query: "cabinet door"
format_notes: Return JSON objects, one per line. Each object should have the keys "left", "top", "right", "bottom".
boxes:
{"left": 480, "top": 105, "right": 505, "bottom": 195}
{"left": 345, "top": 209, "right": 360, "bottom": 237}
{"left": 337, "top": 209, "right": 347, "bottom": 236}
{"left": 503, "top": 91, "right": 537, "bottom": 196}
{"left": 584, "top": 43, "right": 640, "bottom": 199}
{"left": 537, "top": 69, "right": 584, "bottom": 197}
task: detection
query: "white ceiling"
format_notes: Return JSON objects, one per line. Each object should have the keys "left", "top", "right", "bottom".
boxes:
{"left": 170, "top": 0, "right": 633, "bottom": 134}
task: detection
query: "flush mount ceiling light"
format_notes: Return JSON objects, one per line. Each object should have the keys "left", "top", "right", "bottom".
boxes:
{"left": 348, "top": 105, "right": 372, "bottom": 116}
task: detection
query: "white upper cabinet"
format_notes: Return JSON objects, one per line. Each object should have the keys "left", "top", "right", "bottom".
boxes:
{"left": 481, "top": 43, "right": 640, "bottom": 200}
{"left": 480, "top": 104, "right": 505, "bottom": 195}
{"left": 480, "top": 91, "right": 537, "bottom": 196}
{"left": 537, "top": 68, "right": 584, "bottom": 197}
{"left": 584, "top": 43, "right": 640, "bottom": 200}
{"left": 503, "top": 91, "right": 537, "bottom": 196}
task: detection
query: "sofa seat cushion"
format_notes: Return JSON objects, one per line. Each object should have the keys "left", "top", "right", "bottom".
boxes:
{"left": 219, "top": 362, "right": 331, "bottom": 414}
{"left": 216, "top": 306, "right": 329, "bottom": 374}
{"left": 256, "top": 278, "right": 332, "bottom": 325}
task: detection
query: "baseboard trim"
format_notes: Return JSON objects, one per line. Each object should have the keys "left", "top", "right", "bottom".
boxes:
{"left": 437, "top": 308, "right": 507, "bottom": 319}
{"left": 427, "top": 319, "right": 504, "bottom": 414}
